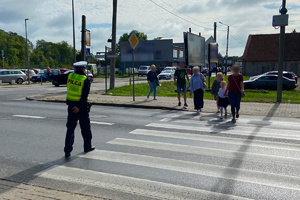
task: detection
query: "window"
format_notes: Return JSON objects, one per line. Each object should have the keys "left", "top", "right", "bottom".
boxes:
{"left": 0, "top": 71, "right": 7, "bottom": 75}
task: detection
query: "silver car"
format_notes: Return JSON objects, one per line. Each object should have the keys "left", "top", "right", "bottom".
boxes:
{"left": 0, "top": 69, "right": 27, "bottom": 84}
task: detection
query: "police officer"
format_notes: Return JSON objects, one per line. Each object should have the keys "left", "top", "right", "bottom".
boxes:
{"left": 64, "top": 61, "right": 95, "bottom": 158}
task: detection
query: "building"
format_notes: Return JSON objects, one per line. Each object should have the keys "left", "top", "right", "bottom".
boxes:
{"left": 242, "top": 32, "right": 300, "bottom": 76}
{"left": 120, "top": 39, "right": 185, "bottom": 71}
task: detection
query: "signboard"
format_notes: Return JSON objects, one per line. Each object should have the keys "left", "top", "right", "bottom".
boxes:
{"left": 184, "top": 32, "right": 205, "bottom": 66}
{"left": 86, "top": 31, "right": 91, "bottom": 46}
{"left": 209, "top": 43, "right": 218, "bottom": 63}
{"left": 86, "top": 48, "right": 91, "bottom": 58}
{"left": 128, "top": 32, "right": 139, "bottom": 50}
{"left": 120, "top": 40, "right": 173, "bottom": 62}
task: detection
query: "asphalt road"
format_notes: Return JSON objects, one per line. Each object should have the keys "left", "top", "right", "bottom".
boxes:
{"left": 1, "top": 84, "right": 300, "bottom": 200}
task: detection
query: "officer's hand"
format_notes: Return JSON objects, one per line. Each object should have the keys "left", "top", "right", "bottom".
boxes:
{"left": 72, "top": 106, "right": 80, "bottom": 113}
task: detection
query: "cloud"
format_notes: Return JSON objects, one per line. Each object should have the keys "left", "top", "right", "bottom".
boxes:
{"left": 0, "top": 0, "right": 299, "bottom": 57}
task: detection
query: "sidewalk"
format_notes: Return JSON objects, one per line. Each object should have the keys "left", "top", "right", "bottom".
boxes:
{"left": 27, "top": 90, "right": 300, "bottom": 118}
{"left": 0, "top": 179, "right": 105, "bottom": 200}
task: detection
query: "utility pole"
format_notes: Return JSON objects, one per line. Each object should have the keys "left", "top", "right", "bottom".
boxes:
{"left": 1, "top": 50, "right": 4, "bottom": 69}
{"left": 25, "top": 18, "right": 30, "bottom": 85}
{"left": 81, "top": 15, "right": 86, "bottom": 61}
{"left": 219, "top": 21, "right": 229, "bottom": 76}
{"left": 110, "top": 0, "right": 117, "bottom": 89}
{"left": 72, "top": 0, "right": 76, "bottom": 63}
{"left": 225, "top": 25, "right": 229, "bottom": 76}
{"left": 277, "top": 0, "right": 287, "bottom": 102}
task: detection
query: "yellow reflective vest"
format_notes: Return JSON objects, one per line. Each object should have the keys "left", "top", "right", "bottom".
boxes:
{"left": 66, "top": 73, "right": 87, "bottom": 102}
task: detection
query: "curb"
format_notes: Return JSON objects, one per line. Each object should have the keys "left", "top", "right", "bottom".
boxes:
{"left": 25, "top": 96, "right": 190, "bottom": 112}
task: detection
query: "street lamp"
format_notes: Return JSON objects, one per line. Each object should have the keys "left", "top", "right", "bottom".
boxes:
{"left": 72, "top": 0, "right": 76, "bottom": 63}
{"left": 219, "top": 21, "right": 229, "bottom": 75}
{"left": 25, "top": 18, "right": 30, "bottom": 85}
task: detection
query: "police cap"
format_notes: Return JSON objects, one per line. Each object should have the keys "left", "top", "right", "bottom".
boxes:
{"left": 73, "top": 61, "right": 87, "bottom": 68}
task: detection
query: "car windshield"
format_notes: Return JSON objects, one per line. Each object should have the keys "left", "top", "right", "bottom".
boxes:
{"left": 140, "top": 67, "right": 148, "bottom": 70}
{"left": 163, "top": 70, "right": 172, "bottom": 73}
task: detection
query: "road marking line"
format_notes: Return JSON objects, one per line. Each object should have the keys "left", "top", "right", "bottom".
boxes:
{"left": 13, "top": 115, "right": 46, "bottom": 119}
{"left": 146, "top": 123, "right": 300, "bottom": 141}
{"left": 36, "top": 165, "right": 251, "bottom": 200}
{"left": 81, "top": 150, "right": 300, "bottom": 191}
{"left": 90, "top": 121, "right": 115, "bottom": 126}
{"left": 160, "top": 118, "right": 170, "bottom": 122}
{"left": 174, "top": 119, "right": 300, "bottom": 131}
{"left": 108, "top": 138, "right": 300, "bottom": 166}
{"left": 130, "top": 129, "right": 300, "bottom": 152}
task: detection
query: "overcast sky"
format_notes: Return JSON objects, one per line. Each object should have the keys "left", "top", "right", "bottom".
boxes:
{"left": 1, "top": 0, "right": 299, "bottom": 57}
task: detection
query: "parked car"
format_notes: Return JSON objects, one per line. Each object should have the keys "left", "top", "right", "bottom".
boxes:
{"left": 51, "top": 70, "right": 93, "bottom": 87}
{"left": 20, "top": 69, "right": 36, "bottom": 80}
{"left": 250, "top": 71, "right": 298, "bottom": 84}
{"left": 87, "top": 64, "right": 97, "bottom": 76}
{"left": 138, "top": 66, "right": 151, "bottom": 76}
{"left": 163, "top": 66, "right": 177, "bottom": 72}
{"left": 30, "top": 69, "right": 59, "bottom": 83}
{"left": 0, "top": 69, "right": 27, "bottom": 84}
{"left": 244, "top": 74, "right": 297, "bottom": 90}
{"left": 158, "top": 70, "right": 175, "bottom": 80}
{"left": 30, "top": 68, "right": 42, "bottom": 74}
{"left": 59, "top": 68, "right": 68, "bottom": 74}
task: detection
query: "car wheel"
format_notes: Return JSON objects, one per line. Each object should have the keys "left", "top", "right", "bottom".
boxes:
{"left": 42, "top": 78, "right": 47, "bottom": 82}
{"left": 55, "top": 84, "right": 59, "bottom": 87}
{"left": 16, "top": 78, "right": 23, "bottom": 84}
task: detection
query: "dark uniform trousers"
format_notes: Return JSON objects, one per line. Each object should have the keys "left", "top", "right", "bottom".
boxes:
{"left": 64, "top": 105, "right": 92, "bottom": 153}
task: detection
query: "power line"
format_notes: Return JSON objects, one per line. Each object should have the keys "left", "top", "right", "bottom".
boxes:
{"left": 229, "top": 32, "right": 245, "bottom": 45}
{"left": 149, "top": 0, "right": 213, "bottom": 30}
{"left": 158, "top": 0, "right": 213, "bottom": 29}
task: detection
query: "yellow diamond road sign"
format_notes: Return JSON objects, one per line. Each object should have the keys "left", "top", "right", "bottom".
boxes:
{"left": 129, "top": 32, "right": 139, "bottom": 50}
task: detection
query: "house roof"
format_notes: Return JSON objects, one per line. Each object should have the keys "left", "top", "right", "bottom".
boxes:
{"left": 243, "top": 33, "right": 300, "bottom": 62}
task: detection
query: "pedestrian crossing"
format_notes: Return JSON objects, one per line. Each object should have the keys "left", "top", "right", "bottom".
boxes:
{"left": 35, "top": 114, "right": 300, "bottom": 200}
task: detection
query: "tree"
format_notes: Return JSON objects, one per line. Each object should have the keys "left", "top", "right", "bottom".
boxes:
{"left": 154, "top": 37, "right": 163, "bottom": 40}
{"left": 118, "top": 30, "right": 148, "bottom": 43}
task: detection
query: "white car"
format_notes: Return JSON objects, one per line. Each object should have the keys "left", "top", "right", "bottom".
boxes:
{"left": 158, "top": 70, "right": 175, "bottom": 80}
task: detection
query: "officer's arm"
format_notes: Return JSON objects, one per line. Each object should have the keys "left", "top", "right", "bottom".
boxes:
{"left": 79, "top": 78, "right": 90, "bottom": 110}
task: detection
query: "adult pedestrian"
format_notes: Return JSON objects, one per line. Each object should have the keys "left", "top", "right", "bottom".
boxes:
{"left": 225, "top": 64, "right": 244, "bottom": 123}
{"left": 211, "top": 72, "right": 224, "bottom": 113}
{"left": 189, "top": 66, "right": 206, "bottom": 114}
{"left": 174, "top": 62, "right": 190, "bottom": 107}
{"left": 147, "top": 64, "right": 159, "bottom": 100}
{"left": 64, "top": 61, "right": 95, "bottom": 158}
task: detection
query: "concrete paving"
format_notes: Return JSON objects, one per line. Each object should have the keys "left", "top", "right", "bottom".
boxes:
{"left": 27, "top": 90, "right": 300, "bottom": 118}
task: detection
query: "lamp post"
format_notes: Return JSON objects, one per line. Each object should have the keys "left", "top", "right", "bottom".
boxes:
{"left": 72, "top": 0, "right": 76, "bottom": 63}
{"left": 25, "top": 18, "right": 30, "bottom": 85}
{"left": 219, "top": 21, "right": 229, "bottom": 75}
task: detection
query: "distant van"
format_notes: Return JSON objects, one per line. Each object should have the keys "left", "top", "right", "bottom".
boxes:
{"left": 87, "top": 64, "right": 97, "bottom": 76}
{"left": 138, "top": 66, "right": 150, "bottom": 76}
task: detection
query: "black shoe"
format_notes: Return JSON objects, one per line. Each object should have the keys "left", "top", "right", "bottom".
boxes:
{"left": 184, "top": 103, "right": 188, "bottom": 107}
{"left": 84, "top": 146, "right": 95, "bottom": 153}
{"left": 65, "top": 152, "right": 71, "bottom": 158}
{"left": 178, "top": 102, "right": 181, "bottom": 106}
{"left": 236, "top": 113, "right": 239, "bottom": 118}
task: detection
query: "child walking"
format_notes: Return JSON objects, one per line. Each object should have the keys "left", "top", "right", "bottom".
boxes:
{"left": 211, "top": 72, "right": 224, "bottom": 113}
{"left": 218, "top": 81, "right": 230, "bottom": 119}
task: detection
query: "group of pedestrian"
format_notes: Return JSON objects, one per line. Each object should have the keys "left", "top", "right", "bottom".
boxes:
{"left": 211, "top": 64, "right": 244, "bottom": 122}
{"left": 147, "top": 62, "right": 244, "bottom": 123}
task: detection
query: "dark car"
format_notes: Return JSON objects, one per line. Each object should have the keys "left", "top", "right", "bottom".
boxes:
{"left": 250, "top": 71, "right": 298, "bottom": 84}
{"left": 52, "top": 70, "right": 93, "bottom": 87}
{"left": 244, "top": 74, "right": 297, "bottom": 90}
{"left": 30, "top": 69, "right": 60, "bottom": 83}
